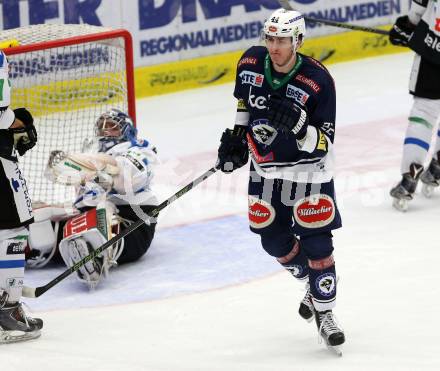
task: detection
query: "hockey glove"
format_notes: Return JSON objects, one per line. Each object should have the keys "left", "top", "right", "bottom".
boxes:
{"left": 11, "top": 108, "right": 38, "bottom": 156}
{"left": 389, "top": 16, "right": 415, "bottom": 47}
{"left": 267, "top": 94, "right": 308, "bottom": 140}
{"left": 216, "top": 126, "right": 249, "bottom": 173}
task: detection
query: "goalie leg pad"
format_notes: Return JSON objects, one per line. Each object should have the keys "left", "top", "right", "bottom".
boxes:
{"left": 65, "top": 238, "right": 103, "bottom": 288}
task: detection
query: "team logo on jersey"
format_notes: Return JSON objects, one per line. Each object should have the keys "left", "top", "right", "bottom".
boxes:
{"left": 248, "top": 196, "right": 275, "bottom": 229}
{"left": 248, "top": 86, "right": 267, "bottom": 109}
{"left": 286, "top": 84, "right": 309, "bottom": 106}
{"left": 293, "top": 194, "right": 335, "bottom": 228}
{"left": 239, "top": 71, "right": 264, "bottom": 87}
{"left": 238, "top": 57, "right": 257, "bottom": 67}
{"left": 251, "top": 119, "right": 277, "bottom": 146}
{"left": 246, "top": 134, "right": 274, "bottom": 163}
{"left": 7, "top": 277, "right": 24, "bottom": 288}
{"left": 315, "top": 273, "right": 336, "bottom": 297}
{"left": 10, "top": 178, "right": 20, "bottom": 192}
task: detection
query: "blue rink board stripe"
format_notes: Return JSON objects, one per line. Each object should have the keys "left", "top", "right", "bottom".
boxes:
{"left": 25, "top": 214, "right": 283, "bottom": 311}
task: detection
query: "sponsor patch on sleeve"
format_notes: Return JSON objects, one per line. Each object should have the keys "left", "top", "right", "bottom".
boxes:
{"left": 316, "top": 130, "right": 328, "bottom": 152}
{"left": 248, "top": 196, "right": 275, "bottom": 229}
{"left": 239, "top": 71, "right": 264, "bottom": 87}
{"left": 293, "top": 194, "right": 335, "bottom": 228}
{"left": 294, "top": 74, "right": 321, "bottom": 93}
{"left": 238, "top": 57, "right": 258, "bottom": 67}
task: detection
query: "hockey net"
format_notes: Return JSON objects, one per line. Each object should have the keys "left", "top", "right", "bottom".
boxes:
{"left": 1, "top": 24, "right": 135, "bottom": 206}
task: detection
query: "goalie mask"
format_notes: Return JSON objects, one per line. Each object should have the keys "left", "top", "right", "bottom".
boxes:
{"left": 262, "top": 8, "right": 306, "bottom": 51}
{"left": 95, "top": 109, "right": 137, "bottom": 152}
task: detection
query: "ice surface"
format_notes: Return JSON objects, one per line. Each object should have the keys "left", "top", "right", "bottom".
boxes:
{"left": 13, "top": 52, "right": 440, "bottom": 370}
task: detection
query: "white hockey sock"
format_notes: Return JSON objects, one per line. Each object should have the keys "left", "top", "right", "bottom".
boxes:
{"left": 0, "top": 228, "right": 28, "bottom": 303}
{"left": 401, "top": 97, "right": 440, "bottom": 173}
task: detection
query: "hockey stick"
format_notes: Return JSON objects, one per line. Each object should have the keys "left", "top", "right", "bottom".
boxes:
{"left": 278, "top": 0, "right": 389, "bottom": 35}
{"left": 22, "top": 166, "right": 218, "bottom": 298}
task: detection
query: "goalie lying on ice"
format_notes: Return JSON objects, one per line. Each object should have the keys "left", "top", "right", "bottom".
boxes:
{"left": 26, "top": 109, "right": 159, "bottom": 289}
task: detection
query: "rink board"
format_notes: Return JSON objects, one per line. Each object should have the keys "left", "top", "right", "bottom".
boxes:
{"left": 134, "top": 25, "right": 404, "bottom": 98}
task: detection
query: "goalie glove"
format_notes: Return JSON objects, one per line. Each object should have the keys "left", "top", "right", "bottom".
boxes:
{"left": 45, "top": 150, "right": 119, "bottom": 187}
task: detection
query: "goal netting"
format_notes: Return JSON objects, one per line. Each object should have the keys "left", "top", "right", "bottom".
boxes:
{"left": 1, "top": 24, "right": 135, "bottom": 206}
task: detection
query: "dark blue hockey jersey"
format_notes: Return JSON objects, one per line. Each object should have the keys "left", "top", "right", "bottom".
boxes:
{"left": 233, "top": 46, "right": 336, "bottom": 183}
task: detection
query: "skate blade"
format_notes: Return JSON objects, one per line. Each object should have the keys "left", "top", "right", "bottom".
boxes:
{"left": 422, "top": 183, "right": 435, "bottom": 198}
{"left": 326, "top": 344, "right": 343, "bottom": 357}
{"left": 392, "top": 197, "right": 408, "bottom": 212}
{"left": 0, "top": 330, "right": 41, "bottom": 344}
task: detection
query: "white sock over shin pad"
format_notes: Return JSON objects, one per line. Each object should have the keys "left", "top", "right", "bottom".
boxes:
{"left": 402, "top": 97, "right": 440, "bottom": 173}
{"left": 0, "top": 228, "right": 28, "bottom": 303}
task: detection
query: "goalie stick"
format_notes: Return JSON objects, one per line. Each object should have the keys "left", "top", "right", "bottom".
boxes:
{"left": 22, "top": 166, "right": 218, "bottom": 298}
{"left": 278, "top": 0, "right": 389, "bottom": 35}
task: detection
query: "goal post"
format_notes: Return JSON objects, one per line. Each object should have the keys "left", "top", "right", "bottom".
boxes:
{"left": 1, "top": 24, "right": 136, "bottom": 205}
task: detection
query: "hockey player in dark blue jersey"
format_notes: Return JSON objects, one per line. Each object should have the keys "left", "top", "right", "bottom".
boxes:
{"left": 216, "top": 8, "right": 345, "bottom": 353}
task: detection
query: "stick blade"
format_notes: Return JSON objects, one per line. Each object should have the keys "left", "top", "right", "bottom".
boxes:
{"left": 22, "top": 286, "right": 36, "bottom": 298}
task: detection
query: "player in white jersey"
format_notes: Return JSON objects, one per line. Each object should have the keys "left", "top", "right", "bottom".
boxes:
{"left": 27, "top": 109, "right": 158, "bottom": 290}
{"left": 0, "top": 50, "right": 42, "bottom": 343}
{"left": 389, "top": 0, "right": 440, "bottom": 211}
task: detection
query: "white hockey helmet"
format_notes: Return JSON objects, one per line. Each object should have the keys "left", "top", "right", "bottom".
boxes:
{"left": 263, "top": 8, "right": 306, "bottom": 50}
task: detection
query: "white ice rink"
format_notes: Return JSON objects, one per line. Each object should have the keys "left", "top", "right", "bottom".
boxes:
{"left": 7, "top": 51, "right": 440, "bottom": 370}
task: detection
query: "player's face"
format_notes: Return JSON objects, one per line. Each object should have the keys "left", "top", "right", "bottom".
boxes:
{"left": 265, "top": 35, "right": 294, "bottom": 66}
{"left": 96, "top": 116, "right": 122, "bottom": 138}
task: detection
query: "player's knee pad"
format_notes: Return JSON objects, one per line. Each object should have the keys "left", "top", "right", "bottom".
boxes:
{"left": 299, "top": 232, "right": 334, "bottom": 260}
{"left": 276, "top": 239, "right": 308, "bottom": 280}
{"left": 259, "top": 232, "right": 297, "bottom": 258}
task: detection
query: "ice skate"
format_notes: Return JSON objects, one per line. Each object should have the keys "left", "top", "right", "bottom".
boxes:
{"left": 390, "top": 163, "right": 423, "bottom": 211}
{"left": 315, "top": 310, "right": 345, "bottom": 356}
{"left": 0, "top": 302, "right": 43, "bottom": 344}
{"left": 421, "top": 152, "right": 440, "bottom": 198}
{"left": 298, "top": 283, "right": 314, "bottom": 322}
